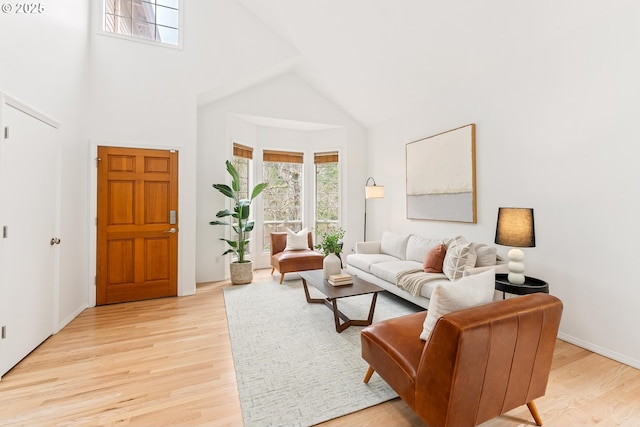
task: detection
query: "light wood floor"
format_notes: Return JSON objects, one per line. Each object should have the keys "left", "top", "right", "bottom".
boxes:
{"left": 1, "top": 269, "right": 639, "bottom": 426}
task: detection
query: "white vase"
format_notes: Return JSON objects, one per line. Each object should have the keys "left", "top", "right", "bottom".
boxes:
{"left": 323, "top": 253, "right": 342, "bottom": 279}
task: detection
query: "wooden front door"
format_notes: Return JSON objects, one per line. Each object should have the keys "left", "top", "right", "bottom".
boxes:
{"left": 97, "top": 146, "right": 178, "bottom": 305}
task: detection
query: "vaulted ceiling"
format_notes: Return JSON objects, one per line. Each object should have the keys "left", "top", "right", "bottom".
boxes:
{"left": 237, "top": 0, "right": 616, "bottom": 127}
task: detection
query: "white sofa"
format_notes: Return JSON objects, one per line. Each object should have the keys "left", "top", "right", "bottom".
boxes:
{"left": 346, "top": 231, "right": 508, "bottom": 309}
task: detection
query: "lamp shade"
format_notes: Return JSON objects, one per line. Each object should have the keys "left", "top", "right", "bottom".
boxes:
{"left": 365, "top": 177, "right": 384, "bottom": 199}
{"left": 365, "top": 185, "right": 384, "bottom": 199}
{"left": 495, "top": 207, "right": 535, "bottom": 248}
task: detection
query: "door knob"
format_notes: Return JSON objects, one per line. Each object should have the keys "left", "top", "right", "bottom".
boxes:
{"left": 50, "top": 237, "right": 61, "bottom": 245}
{"left": 163, "top": 228, "right": 177, "bottom": 234}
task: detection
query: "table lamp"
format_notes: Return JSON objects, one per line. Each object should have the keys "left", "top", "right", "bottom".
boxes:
{"left": 494, "top": 207, "right": 535, "bottom": 285}
{"left": 364, "top": 177, "right": 384, "bottom": 241}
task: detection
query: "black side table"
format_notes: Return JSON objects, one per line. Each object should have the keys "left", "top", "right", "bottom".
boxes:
{"left": 495, "top": 274, "right": 549, "bottom": 299}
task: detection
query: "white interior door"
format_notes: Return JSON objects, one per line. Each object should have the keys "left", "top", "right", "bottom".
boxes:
{"left": 0, "top": 99, "right": 59, "bottom": 378}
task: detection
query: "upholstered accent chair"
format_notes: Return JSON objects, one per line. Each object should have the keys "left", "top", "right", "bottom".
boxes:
{"left": 361, "top": 293, "right": 563, "bottom": 427}
{"left": 270, "top": 231, "right": 324, "bottom": 284}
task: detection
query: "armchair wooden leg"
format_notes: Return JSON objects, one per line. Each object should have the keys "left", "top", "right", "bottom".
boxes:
{"left": 271, "top": 267, "right": 275, "bottom": 275}
{"left": 527, "top": 401, "right": 543, "bottom": 426}
{"left": 279, "top": 273, "right": 285, "bottom": 284}
{"left": 363, "top": 366, "right": 375, "bottom": 384}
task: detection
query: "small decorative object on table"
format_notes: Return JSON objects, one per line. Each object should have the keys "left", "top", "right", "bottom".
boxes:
{"left": 315, "top": 228, "right": 346, "bottom": 279}
{"left": 328, "top": 273, "right": 353, "bottom": 286}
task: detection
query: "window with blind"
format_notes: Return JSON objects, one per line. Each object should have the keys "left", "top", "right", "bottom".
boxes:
{"left": 262, "top": 150, "right": 304, "bottom": 251}
{"left": 315, "top": 152, "right": 340, "bottom": 235}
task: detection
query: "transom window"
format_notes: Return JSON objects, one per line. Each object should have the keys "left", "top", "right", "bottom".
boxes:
{"left": 104, "top": 0, "right": 180, "bottom": 46}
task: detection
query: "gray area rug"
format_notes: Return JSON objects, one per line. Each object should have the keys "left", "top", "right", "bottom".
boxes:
{"left": 224, "top": 278, "right": 422, "bottom": 427}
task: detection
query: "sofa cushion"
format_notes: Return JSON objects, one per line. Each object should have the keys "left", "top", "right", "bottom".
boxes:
{"left": 370, "top": 260, "right": 424, "bottom": 284}
{"left": 406, "top": 235, "right": 443, "bottom": 263}
{"left": 419, "top": 269, "right": 496, "bottom": 341}
{"left": 418, "top": 278, "right": 450, "bottom": 299}
{"left": 284, "top": 228, "right": 309, "bottom": 250}
{"left": 380, "top": 231, "right": 410, "bottom": 260}
{"left": 422, "top": 243, "right": 446, "bottom": 273}
{"left": 355, "top": 241, "right": 381, "bottom": 254}
{"left": 347, "top": 253, "right": 400, "bottom": 273}
{"left": 464, "top": 263, "right": 508, "bottom": 276}
{"left": 443, "top": 236, "right": 476, "bottom": 280}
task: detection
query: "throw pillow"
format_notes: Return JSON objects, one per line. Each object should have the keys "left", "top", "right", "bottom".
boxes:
{"left": 442, "top": 236, "right": 476, "bottom": 280}
{"left": 285, "top": 228, "right": 309, "bottom": 251}
{"left": 474, "top": 244, "right": 498, "bottom": 267}
{"left": 423, "top": 244, "right": 446, "bottom": 273}
{"left": 419, "top": 268, "right": 496, "bottom": 341}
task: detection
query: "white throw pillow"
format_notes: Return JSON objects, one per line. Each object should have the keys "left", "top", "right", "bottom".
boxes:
{"left": 285, "top": 228, "right": 309, "bottom": 250}
{"left": 419, "top": 268, "right": 496, "bottom": 341}
{"left": 474, "top": 243, "right": 498, "bottom": 267}
{"left": 442, "top": 236, "right": 476, "bottom": 280}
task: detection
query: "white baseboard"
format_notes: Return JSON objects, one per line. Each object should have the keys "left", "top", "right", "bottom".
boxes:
{"left": 55, "top": 304, "right": 87, "bottom": 334}
{"left": 558, "top": 332, "right": 640, "bottom": 370}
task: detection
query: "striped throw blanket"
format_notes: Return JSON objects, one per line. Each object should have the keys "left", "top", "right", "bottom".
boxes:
{"left": 395, "top": 269, "right": 447, "bottom": 297}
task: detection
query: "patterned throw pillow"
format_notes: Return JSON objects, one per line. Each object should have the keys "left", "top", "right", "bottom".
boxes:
{"left": 423, "top": 244, "right": 447, "bottom": 273}
{"left": 284, "top": 228, "right": 309, "bottom": 250}
{"left": 442, "top": 236, "right": 476, "bottom": 280}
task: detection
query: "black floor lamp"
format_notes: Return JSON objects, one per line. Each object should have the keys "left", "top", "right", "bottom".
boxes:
{"left": 364, "top": 177, "right": 384, "bottom": 241}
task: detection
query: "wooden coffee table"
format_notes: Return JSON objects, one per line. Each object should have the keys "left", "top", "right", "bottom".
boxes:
{"left": 298, "top": 269, "right": 384, "bottom": 333}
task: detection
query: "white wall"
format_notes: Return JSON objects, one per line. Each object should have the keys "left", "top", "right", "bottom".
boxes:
{"left": 367, "top": 4, "right": 640, "bottom": 368}
{"left": 197, "top": 73, "right": 366, "bottom": 282}
{"left": 0, "top": 1, "right": 91, "bottom": 329}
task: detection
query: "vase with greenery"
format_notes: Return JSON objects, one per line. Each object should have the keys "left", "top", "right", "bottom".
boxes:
{"left": 210, "top": 160, "right": 267, "bottom": 284}
{"left": 315, "top": 228, "right": 345, "bottom": 279}
{"left": 315, "top": 228, "right": 346, "bottom": 256}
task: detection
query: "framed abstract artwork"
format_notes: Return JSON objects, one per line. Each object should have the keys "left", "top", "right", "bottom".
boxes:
{"left": 405, "top": 124, "right": 476, "bottom": 223}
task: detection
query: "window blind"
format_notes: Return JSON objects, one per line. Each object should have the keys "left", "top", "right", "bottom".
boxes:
{"left": 314, "top": 151, "right": 339, "bottom": 164}
{"left": 263, "top": 150, "right": 303, "bottom": 164}
{"left": 233, "top": 143, "right": 253, "bottom": 160}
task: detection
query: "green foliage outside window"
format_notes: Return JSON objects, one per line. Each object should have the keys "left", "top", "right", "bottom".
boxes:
{"left": 262, "top": 161, "right": 304, "bottom": 250}
{"left": 315, "top": 162, "right": 340, "bottom": 236}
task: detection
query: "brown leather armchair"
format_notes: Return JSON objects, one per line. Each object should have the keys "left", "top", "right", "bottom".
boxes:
{"left": 361, "top": 293, "right": 563, "bottom": 427}
{"left": 270, "top": 231, "right": 324, "bottom": 284}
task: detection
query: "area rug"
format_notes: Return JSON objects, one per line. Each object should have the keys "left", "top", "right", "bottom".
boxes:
{"left": 224, "top": 278, "right": 422, "bottom": 427}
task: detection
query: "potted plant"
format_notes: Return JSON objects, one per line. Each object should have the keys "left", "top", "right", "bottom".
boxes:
{"left": 210, "top": 160, "right": 267, "bottom": 285}
{"left": 315, "top": 228, "right": 346, "bottom": 279}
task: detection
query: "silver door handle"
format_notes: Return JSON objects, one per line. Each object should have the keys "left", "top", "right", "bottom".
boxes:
{"left": 163, "top": 228, "right": 177, "bottom": 233}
